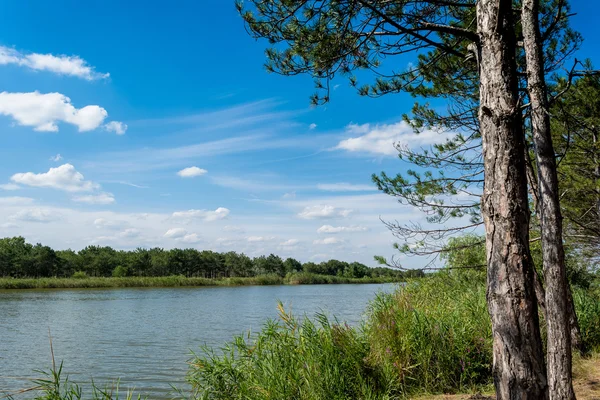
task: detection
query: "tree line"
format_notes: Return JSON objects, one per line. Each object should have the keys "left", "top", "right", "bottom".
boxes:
{"left": 0, "top": 236, "right": 423, "bottom": 280}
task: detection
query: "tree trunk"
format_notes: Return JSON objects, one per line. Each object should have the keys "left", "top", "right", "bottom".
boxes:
{"left": 525, "top": 136, "right": 583, "bottom": 354}
{"left": 477, "top": 1, "right": 548, "bottom": 398}
{"left": 522, "top": 0, "right": 576, "bottom": 398}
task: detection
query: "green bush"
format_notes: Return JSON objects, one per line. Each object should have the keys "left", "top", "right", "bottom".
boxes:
{"left": 112, "top": 266, "right": 129, "bottom": 278}
{"left": 71, "top": 271, "right": 88, "bottom": 279}
{"left": 573, "top": 287, "right": 600, "bottom": 353}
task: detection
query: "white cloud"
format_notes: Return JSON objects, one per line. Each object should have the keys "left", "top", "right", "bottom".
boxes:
{"left": 177, "top": 166, "right": 208, "bottom": 178}
{"left": 172, "top": 207, "right": 230, "bottom": 222}
{"left": 317, "top": 225, "right": 369, "bottom": 234}
{"left": 94, "top": 218, "right": 128, "bottom": 230}
{"left": 282, "top": 191, "right": 296, "bottom": 199}
{"left": 0, "top": 222, "right": 19, "bottom": 229}
{"left": 11, "top": 164, "right": 99, "bottom": 192}
{"left": 336, "top": 121, "right": 451, "bottom": 156}
{"left": 247, "top": 236, "right": 275, "bottom": 242}
{"left": 309, "top": 123, "right": 317, "bottom": 130}
{"left": 281, "top": 239, "right": 299, "bottom": 246}
{"left": 181, "top": 233, "right": 202, "bottom": 243}
{"left": 0, "top": 91, "right": 112, "bottom": 132}
{"left": 0, "top": 183, "right": 20, "bottom": 191}
{"left": 118, "top": 228, "right": 140, "bottom": 238}
{"left": 72, "top": 192, "right": 115, "bottom": 205}
{"left": 317, "top": 183, "right": 376, "bottom": 192}
{"left": 164, "top": 228, "right": 187, "bottom": 239}
{"left": 0, "top": 45, "right": 109, "bottom": 80}
{"left": 104, "top": 121, "right": 127, "bottom": 135}
{"left": 313, "top": 237, "right": 344, "bottom": 245}
{"left": 0, "top": 196, "right": 35, "bottom": 205}
{"left": 9, "top": 208, "right": 59, "bottom": 223}
{"left": 298, "top": 205, "right": 353, "bottom": 219}
{"left": 50, "top": 154, "right": 63, "bottom": 162}
{"left": 223, "top": 225, "right": 244, "bottom": 233}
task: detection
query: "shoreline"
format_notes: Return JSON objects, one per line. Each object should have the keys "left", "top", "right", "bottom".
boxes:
{"left": 0, "top": 274, "right": 402, "bottom": 290}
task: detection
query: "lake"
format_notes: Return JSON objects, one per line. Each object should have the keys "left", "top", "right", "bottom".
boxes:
{"left": 0, "top": 283, "right": 395, "bottom": 398}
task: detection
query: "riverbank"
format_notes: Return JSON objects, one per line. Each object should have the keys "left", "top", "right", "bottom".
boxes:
{"left": 0, "top": 273, "right": 402, "bottom": 290}
{"left": 410, "top": 353, "right": 600, "bottom": 399}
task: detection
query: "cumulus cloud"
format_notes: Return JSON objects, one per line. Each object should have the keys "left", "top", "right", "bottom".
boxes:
{"left": 0, "top": 222, "right": 19, "bottom": 229}
{"left": 50, "top": 154, "right": 63, "bottom": 162}
{"left": 313, "top": 237, "right": 344, "bottom": 245}
{"left": 9, "top": 208, "right": 59, "bottom": 223}
{"left": 298, "top": 205, "right": 353, "bottom": 219}
{"left": 72, "top": 192, "right": 115, "bottom": 205}
{"left": 281, "top": 239, "right": 299, "bottom": 246}
{"left": 94, "top": 218, "right": 128, "bottom": 230}
{"left": 0, "top": 91, "right": 114, "bottom": 132}
{"left": 317, "top": 225, "right": 368, "bottom": 234}
{"left": 164, "top": 228, "right": 187, "bottom": 239}
{"left": 0, "top": 183, "right": 20, "bottom": 191}
{"left": 11, "top": 164, "right": 99, "bottom": 192}
{"left": 336, "top": 121, "right": 452, "bottom": 156}
{"left": 177, "top": 166, "right": 207, "bottom": 178}
{"left": 172, "top": 207, "right": 230, "bottom": 222}
{"left": 104, "top": 121, "right": 127, "bottom": 135}
{"left": 309, "top": 123, "right": 317, "bottom": 130}
{"left": 317, "top": 183, "right": 376, "bottom": 192}
{"left": 0, "top": 45, "right": 109, "bottom": 80}
{"left": 282, "top": 191, "right": 296, "bottom": 199}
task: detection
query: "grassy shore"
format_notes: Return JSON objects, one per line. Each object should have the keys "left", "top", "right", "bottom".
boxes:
{"left": 0, "top": 273, "right": 401, "bottom": 290}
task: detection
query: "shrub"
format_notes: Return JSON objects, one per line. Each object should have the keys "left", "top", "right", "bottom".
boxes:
{"left": 112, "top": 266, "right": 129, "bottom": 278}
{"left": 71, "top": 271, "right": 88, "bottom": 279}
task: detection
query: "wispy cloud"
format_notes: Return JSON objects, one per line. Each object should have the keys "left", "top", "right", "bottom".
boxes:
{"left": 317, "top": 225, "right": 368, "bottom": 234}
{"left": 0, "top": 45, "right": 109, "bottom": 80}
{"left": 72, "top": 192, "right": 115, "bottom": 205}
{"left": 317, "top": 183, "right": 376, "bottom": 192}
{"left": 336, "top": 120, "right": 453, "bottom": 156}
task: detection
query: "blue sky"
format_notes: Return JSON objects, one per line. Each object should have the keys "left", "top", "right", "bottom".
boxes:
{"left": 0, "top": 0, "right": 597, "bottom": 267}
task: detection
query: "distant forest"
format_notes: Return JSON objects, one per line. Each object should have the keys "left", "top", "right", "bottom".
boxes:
{"left": 0, "top": 236, "right": 424, "bottom": 280}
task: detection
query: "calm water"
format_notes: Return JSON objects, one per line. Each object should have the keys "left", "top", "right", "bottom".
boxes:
{"left": 0, "top": 283, "right": 394, "bottom": 398}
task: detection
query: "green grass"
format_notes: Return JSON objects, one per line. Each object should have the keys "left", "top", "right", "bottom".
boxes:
{"left": 0, "top": 273, "right": 401, "bottom": 290}
{"left": 187, "top": 273, "right": 600, "bottom": 399}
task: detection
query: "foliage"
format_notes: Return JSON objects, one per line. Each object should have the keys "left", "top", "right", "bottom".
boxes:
{"left": 71, "top": 271, "right": 88, "bottom": 279}
{"left": 188, "top": 304, "right": 389, "bottom": 400}
{"left": 365, "top": 273, "right": 491, "bottom": 395}
{"left": 0, "top": 236, "right": 415, "bottom": 281}
{"left": 29, "top": 362, "right": 144, "bottom": 400}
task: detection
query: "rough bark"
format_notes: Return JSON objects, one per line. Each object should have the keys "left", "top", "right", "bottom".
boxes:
{"left": 522, "top": 0, "right": 576, "bottom": 398}
{"left": 477, "top": 1, "right": 548, "bottom": 398}
{"left": 525, "top": 140, "right": 583, "bottom": 354}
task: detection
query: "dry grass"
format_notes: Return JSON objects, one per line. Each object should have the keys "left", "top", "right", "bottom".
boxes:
{"left": 410, "top": 354, "right": 600, "bottom": 400}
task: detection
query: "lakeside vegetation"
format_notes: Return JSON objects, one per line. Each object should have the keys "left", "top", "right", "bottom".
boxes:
{"left": 0, "top": 273, "right": 403, "bottom": 290}
{"left": 0, "top": 236, "right": 422, "bottom": 289}
{"left": 188, "top": 271, "right": 600, "bottom": 399}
